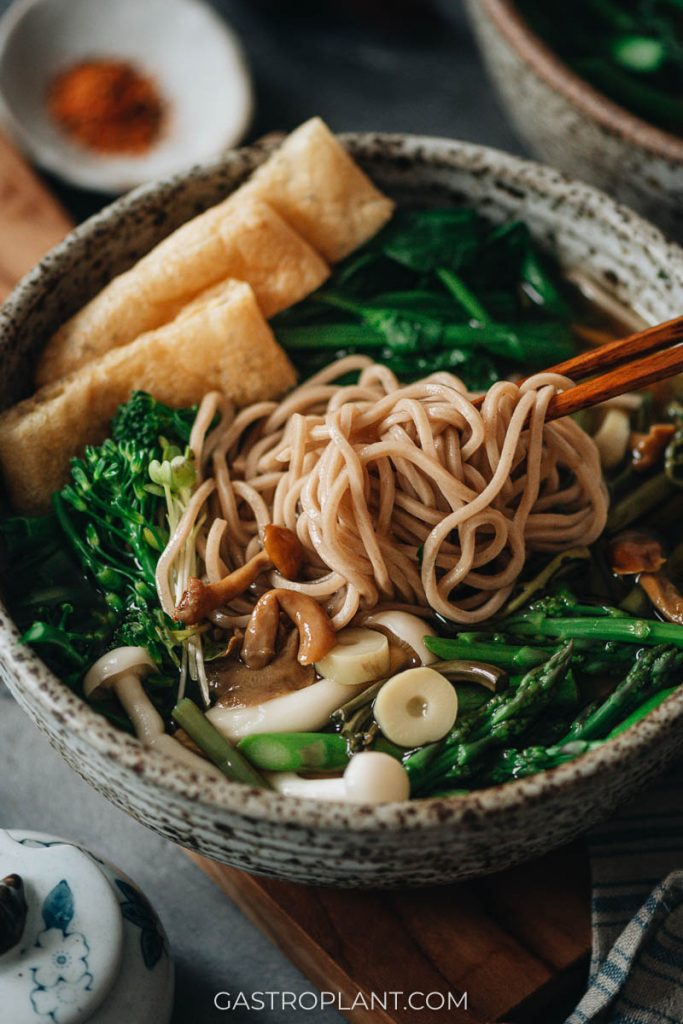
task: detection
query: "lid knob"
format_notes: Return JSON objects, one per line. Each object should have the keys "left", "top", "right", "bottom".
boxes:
{"left": 0, "top": 873, "right": 27, "bottom": 953}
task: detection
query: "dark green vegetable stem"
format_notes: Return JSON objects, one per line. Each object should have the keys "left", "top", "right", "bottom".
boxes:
{"left": 172, "top": 699, "right": 270, "bottom": 788}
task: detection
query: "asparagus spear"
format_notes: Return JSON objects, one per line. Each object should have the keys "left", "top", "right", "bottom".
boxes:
{"left": 487, "top": 740, "right": 602, "bottom": 783}
{"left": 557, "top": 645, "right": 683, "bottom": 743}
{"left": 502, "top": 612, "right": 683, "bottom": 648}
{"left": 406, "top": 644, "right": 573, "bottom": 794}
{"left": 489, "top": 655, "right": 679, "bottom": 782}
{"left": 607, "top": 686, "right": 678, "bottom": 738}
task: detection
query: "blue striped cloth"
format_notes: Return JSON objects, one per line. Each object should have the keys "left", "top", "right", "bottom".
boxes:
{"left": 567, "top": 762, "right": 683, "bottom": 1024}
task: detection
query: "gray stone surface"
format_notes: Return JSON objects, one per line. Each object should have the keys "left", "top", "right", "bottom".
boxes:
{"left": 0, "top": 2, "right": 538, "bottom": 1022}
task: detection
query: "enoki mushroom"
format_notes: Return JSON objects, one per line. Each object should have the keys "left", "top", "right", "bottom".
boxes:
{"left": 161, "top": 356, "right": 608, "bottom": 630}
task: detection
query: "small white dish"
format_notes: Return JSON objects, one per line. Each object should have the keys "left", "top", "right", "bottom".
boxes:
{"left": 0, "top": 0, "right": 253, "bottom": 193}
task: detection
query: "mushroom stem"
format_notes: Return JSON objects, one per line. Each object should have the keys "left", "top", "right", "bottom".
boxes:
{"left": 114, "top": 672, "right": 165, "bottom": 744}
{"left": 241, "top": 589, "right": 337, "bottom": 668}
{"left": 114, "top": 672, "right": 220, "bottom": 772}
{"left": 207, "top": 675, "right": 367, "bottom": 741}
{"left": 84, "top": 647, "right": 221, "bottom": 775}
{"left": 175, "top": 551, "right": 269, "bottom": 624}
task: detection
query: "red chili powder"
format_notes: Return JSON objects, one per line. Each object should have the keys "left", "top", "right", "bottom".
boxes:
{"left": 47, "top": 58, "right": 165, "bottom": 156}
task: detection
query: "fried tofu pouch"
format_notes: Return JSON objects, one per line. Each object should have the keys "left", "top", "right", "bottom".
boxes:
{"left": 0, "top": 281, "right": 296, "bottom": 514}
{"left": 36, "top": 197, "right": 329, "bottom": 386}
{"left": 36, "top": 117, "right": 394, "bottom": 387}
{"left": 242, "top": 117, "right": 394, "bottom": 262}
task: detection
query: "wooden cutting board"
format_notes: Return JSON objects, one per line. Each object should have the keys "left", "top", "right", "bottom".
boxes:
{"left": 187, "top": 844, "right": 590, "bottom": 1024}
{"left": 0, "top": 128, "right": 592, "bottom": 1024}
{"left": 0, "top": 132, "right": 72, "bottom": 298}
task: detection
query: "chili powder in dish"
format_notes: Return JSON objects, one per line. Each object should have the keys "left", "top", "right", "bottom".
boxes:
{"left": 47, "top": 57, "right": 165, "bottom": 155}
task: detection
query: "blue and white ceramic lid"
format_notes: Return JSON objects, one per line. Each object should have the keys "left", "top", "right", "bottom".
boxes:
{"left": 0, "top": 829, "right": 126, "bottom": 1024}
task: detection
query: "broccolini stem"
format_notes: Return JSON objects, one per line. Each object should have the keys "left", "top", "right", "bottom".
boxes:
{"left": 503, "top": 615, "right": 683, "bottom": 648}
{"left": 53, "top": 493, "right": 126, "bottom": 594}
{"left": 20, "top": 622, "right": 88, "bottom": 667}
{"left": 424, "top": 636, "right": 552, "bottom": 671}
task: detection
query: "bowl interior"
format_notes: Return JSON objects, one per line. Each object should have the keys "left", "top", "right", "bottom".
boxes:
{"left": 0, "top": 0, "right": 253, "bottom": 192}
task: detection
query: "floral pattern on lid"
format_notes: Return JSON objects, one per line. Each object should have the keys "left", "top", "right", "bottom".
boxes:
{"left": 28, "top": 880, "right": 93, "bottom": 1023}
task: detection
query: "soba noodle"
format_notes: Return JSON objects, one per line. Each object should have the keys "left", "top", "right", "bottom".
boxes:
{"left": 164, "top": 356, "right": 608, "bottom": 629}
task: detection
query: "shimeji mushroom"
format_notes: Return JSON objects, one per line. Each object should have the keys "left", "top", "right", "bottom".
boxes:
{"left": 174, "top": 524, "right": 304, "bottom": 625}
{"left": 630, "top": 423, "right": 675, "bottom": 472}
{"left": 267, "top": 751, "right": 410, "bottom": 803}
{"left": 609, "top": 531, "right": 683, "bottom": 624}
{"left": 374, "top": 666, "right": 458, "bottom": 748}
{"left": 84, "top": 646, "right": 220, "bottom": 775}
{"left": 241, "top": 588, "right": 336, "bottom": 668}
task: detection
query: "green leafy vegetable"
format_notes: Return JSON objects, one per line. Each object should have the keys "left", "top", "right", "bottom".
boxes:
{"left": 274, "top": 208, "right": 578, "bottom": 390}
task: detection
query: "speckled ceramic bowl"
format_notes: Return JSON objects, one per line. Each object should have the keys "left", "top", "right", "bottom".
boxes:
{"left": 464, "top": 0, "right": 683, "bottom": 238}
{"left": 1, "top": 133, "right": 683, "bottom": 887}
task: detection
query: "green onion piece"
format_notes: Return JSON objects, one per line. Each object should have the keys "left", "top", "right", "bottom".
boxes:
{"left": 172, "top": 699, "right": 270, "bottom": 788}
{"left": 611, "top": 35, "right": 666, "bottom": 75}
{"left": 237, "top": 732, "right": 349, "bottom": 773}
{"left": 606, "top": 472, "right": 676, "bottom": 534}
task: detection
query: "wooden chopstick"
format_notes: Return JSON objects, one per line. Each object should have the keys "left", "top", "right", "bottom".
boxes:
{"left": 544, "top": 314, "right": 683, "bottom": 381}
{"left": 469, "top": 314, "right": 683, "bottom": 421}
{"left": 546, "top": 342, "right": 683, "bottom": 421}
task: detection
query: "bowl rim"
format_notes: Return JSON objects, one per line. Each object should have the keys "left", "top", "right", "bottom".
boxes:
{"left": 0, "top": 0, "right": 254, "bottom": 194}
{"left": 476, "top": 0, "right": 683, "bottom": 164}
{"left": 2, "top": 129, "right": 683, "bottom": 834}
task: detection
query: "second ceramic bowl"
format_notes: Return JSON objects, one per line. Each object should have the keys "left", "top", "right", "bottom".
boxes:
{"left": 1, "top": 133, "right": 683, "bottom": 886}
{"left": 464, "top": 0, "right": 683, "bottom": 238}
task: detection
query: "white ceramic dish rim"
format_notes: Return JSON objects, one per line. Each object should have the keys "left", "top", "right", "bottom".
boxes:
{"left": 478, "top": 0, "right": 683, "bottom": 163}
{"left": 0, "top": 0, "right": 254, "bottom": 193}
{"left": 2, "top": 132, "right": 683, "bottom": 833}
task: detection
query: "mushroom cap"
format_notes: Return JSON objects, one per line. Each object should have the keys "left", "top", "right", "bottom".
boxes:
{"left": 343, "top": 751, "right": 410, "bottom": 803}
{"left": 609, "top": 531, "right": 667, "bottom": 576}
{"left": 263, "top": 524, "right": 304, "bottom": 579}
{"left": 83, "top": 646, "right": 156, "bottom": 700}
